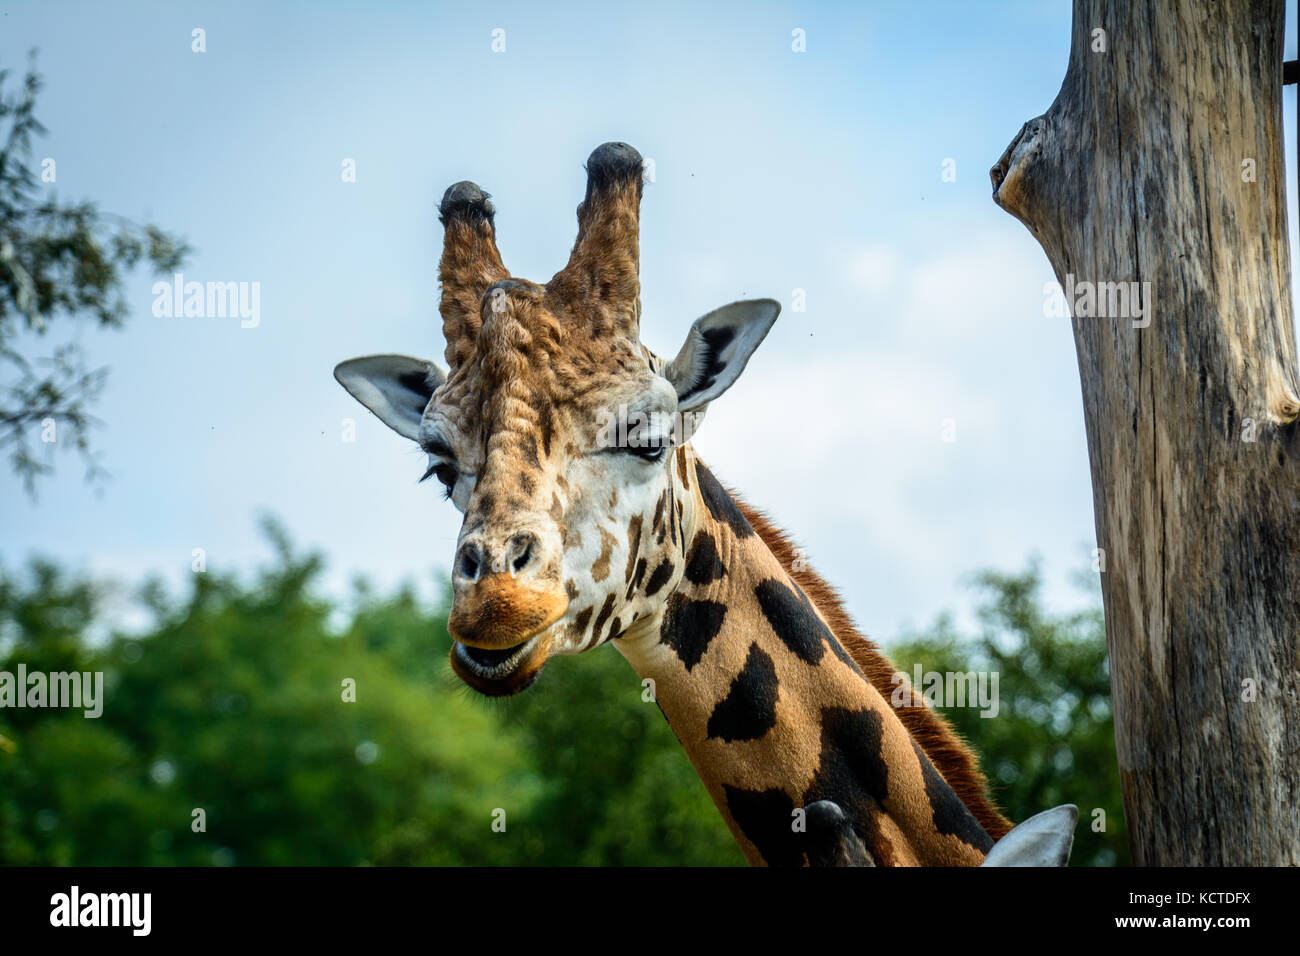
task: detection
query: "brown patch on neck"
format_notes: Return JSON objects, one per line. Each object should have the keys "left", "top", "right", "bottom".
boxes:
{"left": 625, "top": 514, "right": 644, "bottom": 583}
{"left": 675, "top": 445, "right": 692, "bottom": 490}
{"left": 731, "top": 498, "right": 1014, "bottom": 841}
{"left": 591, "top": 526, "right": 617, "bottom": 583}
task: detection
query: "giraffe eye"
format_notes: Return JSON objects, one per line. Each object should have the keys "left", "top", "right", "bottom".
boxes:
{"left": 421, "top": 463, "right": 459, "bottom": 495}
{"left": 627, "top": 444, "right": 667, "bottom": 463}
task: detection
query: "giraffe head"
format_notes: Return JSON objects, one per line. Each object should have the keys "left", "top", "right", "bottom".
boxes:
{"left": 335, "top": 143, "right": 779, "bottom": 696}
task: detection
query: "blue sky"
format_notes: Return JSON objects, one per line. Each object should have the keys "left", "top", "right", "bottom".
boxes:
{"left": 2, "top": 1, "right": 1297, "bottom": 642}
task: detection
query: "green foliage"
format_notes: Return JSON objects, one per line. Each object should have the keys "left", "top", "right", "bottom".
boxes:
{"left": 0, "top": 522, "right": 736, "bottom": 865}
{"left": 888, "top": 562, "right": 1128, "bottom": 866}
{"left": 0, "top": 53, "right": 189, "bottom": 493}
{"left": 497, "top": 647, "right": 744, "bottom": 865}
{"left": 0, "top": 523, "right": 1122, "bottom": 866}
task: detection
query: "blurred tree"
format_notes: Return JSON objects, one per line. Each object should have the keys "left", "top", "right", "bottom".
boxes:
{"left": 0, "top": 524, "right": 539, "bottom": 865}
{"left": 0, "top": 530, "right": 1120, "bottom": 866}
{"left": 889, "top": 562, "right": 1127, "bottom": 866}
{"left": 497, "top": 646, "right": 745, "bottom": 866}
{"left": 0, "top": 53, "right": 188, "bottom": 494}
{"left": 0, "top": 522, "right": 738, "bottom": 866}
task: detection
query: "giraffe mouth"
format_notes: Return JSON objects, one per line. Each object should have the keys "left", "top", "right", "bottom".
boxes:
{"left": 450, "top": 632, "right": 553, "bottom": 696}
{"left": 455, "top": 636, "right": 539, "bottom": 676}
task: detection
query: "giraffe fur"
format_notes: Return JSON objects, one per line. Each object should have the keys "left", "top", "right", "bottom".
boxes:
{"left": 333, "top": 141, "right": 1075, "bottom": 867}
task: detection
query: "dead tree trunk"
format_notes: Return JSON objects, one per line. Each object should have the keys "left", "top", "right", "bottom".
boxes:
{"left": 991, "top": 0, "right": 1300, "bottom": 865}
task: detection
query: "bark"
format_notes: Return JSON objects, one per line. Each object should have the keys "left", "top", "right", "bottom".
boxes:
{"left": 991, "top": 0, "right": 1300, "bottom": 865}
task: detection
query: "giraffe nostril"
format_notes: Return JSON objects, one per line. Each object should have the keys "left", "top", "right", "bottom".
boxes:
{"left": 508, "top": 533, "right": 538, "bottom": 575}
{"left": 512, "top": 544, "right": 531, "bottom": 573}
{"left": 457, "top": 542, "right": 482, "bottom": 582}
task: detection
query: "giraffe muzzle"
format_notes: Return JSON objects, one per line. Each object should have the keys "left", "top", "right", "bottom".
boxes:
{"left": 447, "top": 572, "right": 569, "bottom": 648}
{"left": 446, "top": 571, "right": 568, "bottom": 695}
{"left": 449, "top": 626, "right": 556, "bottom": 696}
{"left": 450, "top": 630, "right": 555, "bottom": 697}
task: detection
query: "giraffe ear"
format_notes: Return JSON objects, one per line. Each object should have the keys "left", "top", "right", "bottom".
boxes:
{"left": 333, "top": 354, "right": 446, "bottom": 442}
{"left": 666, "top": 298, "right": 780, "bottom": 413}
{"left": 979, "top": 805, "right": 1078, "bottom": 867}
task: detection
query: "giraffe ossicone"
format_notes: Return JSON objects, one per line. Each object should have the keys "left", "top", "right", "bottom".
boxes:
{"left": 334, "top": 142, "right": 1076, "bottom": 867}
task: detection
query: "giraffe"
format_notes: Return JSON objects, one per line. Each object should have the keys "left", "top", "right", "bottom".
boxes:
{"left": 334, "top": 142, "right": 1077, "bottom": 866}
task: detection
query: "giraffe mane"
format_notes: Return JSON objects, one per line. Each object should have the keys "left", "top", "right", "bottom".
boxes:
{"left": 731, "top": 495, "right": 1015, "bottom": 841}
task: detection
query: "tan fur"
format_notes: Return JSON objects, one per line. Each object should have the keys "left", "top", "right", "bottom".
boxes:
{"left": 447, "top": 572, "right": 569, "bottom": 648}
{"left": 732, "top": 497, "right": 1014, "bottom": 840}
{"left": 615, "top": 455, "right": 999, "bottom": 865}
{"left": 438, "top": 208, "right": 509, "bottom": 369}
{"left": 401, "top": 144, "right": 1016, "bottom": 863}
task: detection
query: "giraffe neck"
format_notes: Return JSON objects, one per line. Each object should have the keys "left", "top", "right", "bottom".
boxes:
{"left": 613, "top": 450, "right": 995, "bottom": 866}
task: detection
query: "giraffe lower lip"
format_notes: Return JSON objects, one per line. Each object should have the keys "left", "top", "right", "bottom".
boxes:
{"left": 454, "top": 636, "right": 539, "bottom": 678}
